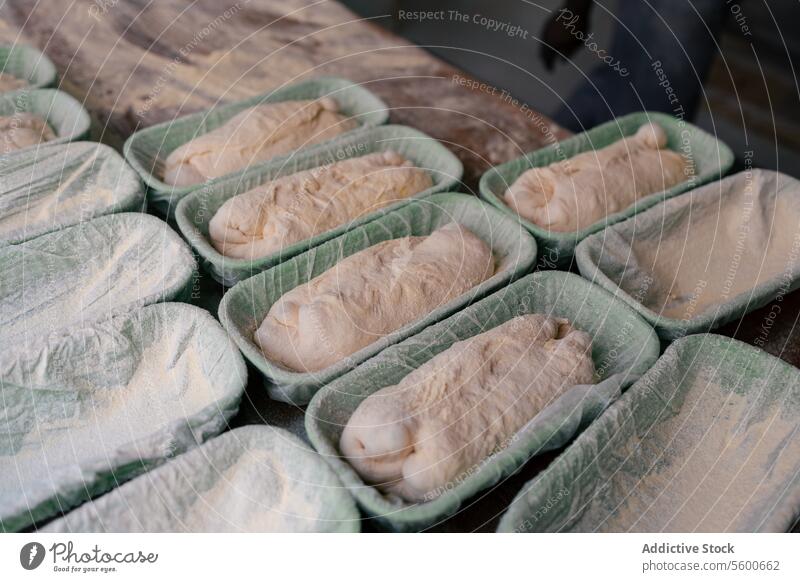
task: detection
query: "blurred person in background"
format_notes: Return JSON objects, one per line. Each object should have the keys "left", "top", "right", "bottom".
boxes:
{"left": 541, "top": 0, "right": 727, "bottom": 132}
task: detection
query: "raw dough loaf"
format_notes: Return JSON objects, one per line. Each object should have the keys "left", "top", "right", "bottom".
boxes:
{"left": 504, "top": 123, "right": 689, "bottom": 232}
{"left": 0, "top": 112, "right": 56, "bottom": 153}
{"left": 0, "top": 72, "right": 28, "bottom": 92}
{"left": 340, "top": 314, "right": 596, "bottom": 503}
{"left": 209, "top": 150, "right": 433, "bottom": 259}
{"left": 256, "top": 223, "right": 495, "bottom": 372}
{"left": 163, "top": 98, "right": 357, "bottom": 186}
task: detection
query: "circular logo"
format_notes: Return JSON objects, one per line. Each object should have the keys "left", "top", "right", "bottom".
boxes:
{"left": 19, "top": 542, "right": 45, "bottom": 570}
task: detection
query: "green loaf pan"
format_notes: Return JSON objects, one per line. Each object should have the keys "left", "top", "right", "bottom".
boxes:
{"left": 305, "top": 271, "right": 659, "bottom": 532}
{"left": 218, "top": 192, "right": 538, "bottom": 406}
{"left": 0, "top": 141, "right": 144, "bottom": 244}
{"left": 44, "top": 426, "right": 360, "bottom": 533}
{"left": 498, "top": 334, "right": 800, "bottom": 533}
{"left": 479, "top": 111, "right": 733, "bottom": 267}
{"left": 0, "top": 302, "right": 247, "bottom": 532}
{"left": 123, "top": 77, "right": 389, "bottom": 216}
{"left": 0, "top": 89, "right": 91, "bottom": 148}
{"left": 576, "top": 170, "right": 800, "bottom": 341}
{"left": 176, "top": 124, "right": 464, "bottom": 286}
{"left": 0, "top": 44, "right": 57, "bottom": 92}
{"left": 0, "top": 212, "right": 196, "bottom": 342}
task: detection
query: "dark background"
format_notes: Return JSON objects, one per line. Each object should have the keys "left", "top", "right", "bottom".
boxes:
{"left": 343, "top": 0, "right": 800, "bottom": 176}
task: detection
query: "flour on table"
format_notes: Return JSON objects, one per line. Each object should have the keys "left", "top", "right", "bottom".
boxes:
{"left": 209, "top": 150, "right": 432, "bottom": 259}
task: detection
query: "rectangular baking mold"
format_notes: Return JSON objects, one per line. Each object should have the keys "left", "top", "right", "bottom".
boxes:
{"left": 218, "top": 192, "right": 538, "bottom": 406}
{"left": 479, "top": 111, "right": 733, "bottom": 268}
{"left": 123, "top": 76, "right": 389, "bottom": 216}
{"left": 176, "top": 124, "right": 463, "bottom": 286}
{"left": 305, "top": 270, "right": 659, "bottom": 531}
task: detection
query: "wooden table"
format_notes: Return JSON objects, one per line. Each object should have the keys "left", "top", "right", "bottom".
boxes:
{"left": 0, "top": 0, "right": 566, "bottom": 188}
{"left": 4, "top": 0, "right": 800, "bottom": 532}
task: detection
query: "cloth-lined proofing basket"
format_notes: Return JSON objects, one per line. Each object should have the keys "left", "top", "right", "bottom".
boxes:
{"left": 176, "top": 124, "right": 464, "bottom": 286}
{"left": 0, "top": 212, "right": 196, "bottom": 342}
{"left": 123, "top": 76, "right": 389, "bottom": 216}
{"left": 0, "top": 89, "right": 91, "bottom": 148}
{"left": 479, "top": 111, "right": 734, "bottom": 267}
{"left": 498, "top": 334, "right": 800, "bottom": 533}
{"left": 0, "top": 302, "right": 247, "bottom": 532}
{"left": 575, "top": 169, "right": 800, "bottom": 341}
{"left": 0, "top": 141, "right": 144, "bottom": 244}
{"left": 0, "top": 44, "right": 57, "bottom": 92}
{"left": 305, "top": 271, "right": 659, "bottom": 531}
{"left": 43, "top": 426, "right": 360, "bottom": 533}
{"left": 218, "top": 192, "right": 538, "bottom": 405}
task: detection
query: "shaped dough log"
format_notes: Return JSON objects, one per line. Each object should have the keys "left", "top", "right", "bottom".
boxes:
{"left": 163, "top": 98, "right": 358, "bottom": 186}
{"left": 0, "top": 72, "right": 28, "bottom": 92}
{"left": 340, "top": 314, "right": 596, "bottom": 503}
{"left": 209, "top": 151, "right": 433, "bottom": 259}
{"left": 256, "top": 223, "right": 495, "bottom": 372}
{"left": 504, "top": 123, "right": 689, "bottom": 232}
{"left": 0, "top": 113, "right": 56, "bottom": 153}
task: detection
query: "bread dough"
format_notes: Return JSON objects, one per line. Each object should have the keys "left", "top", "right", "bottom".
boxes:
{"left": 340, "top": 314, "right": 596, "bottom": 502}
{"left": 163, "top": 98, "right": 358, "bottom": 186}
{"left": 256, "top": 223, "right": 495, "bottom": 372}
{"left": 341, "top": 315, "right": 596, "bottom": 502}
{"left": 0, "top": 72, "right": 28, "bottom": 92}
{"left": 0, "top": 112, "right": 56, "bottom": 153}
{"left": 209, "top": 151, "right": 433, "bottom": 259}
{"left": 504, "top": 123, "right": 689, "bottom": 232}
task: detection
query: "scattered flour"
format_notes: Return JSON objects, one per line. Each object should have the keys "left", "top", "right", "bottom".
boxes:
{"left": 607, "top": 169, "right": 800, "bottom": 320}
{"left": 0, "top": 303, "right": 244, "bottom": 531}
{"left": 580, "top": 367, "right": 800, "bottom": 532}
{"left": 42, "top": 426, "right": 357, "bottom": 533}
{"left": 0, "top": 146, "right": 119, "bottom": 242}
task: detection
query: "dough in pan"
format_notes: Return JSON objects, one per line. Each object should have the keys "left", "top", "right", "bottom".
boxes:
{"left": 504, "top": 123, "right": 689, "bottom": 232}
{"left": 256, "top": 223, "right": 495, "bottom": 373}
{"left": 163, "top": 98, "right": 357, "bottom": 186}
{"left": 341, "top": 314, "right": 596, "bottom": 503}
{"left": 0, "top": 72, "right": 28, "bottom": 92}
{"left": 209, "top": 150, "right": 432, "bottom": 259}
{"left": 0, "top": 112, "right": 56, "bottom": 153}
